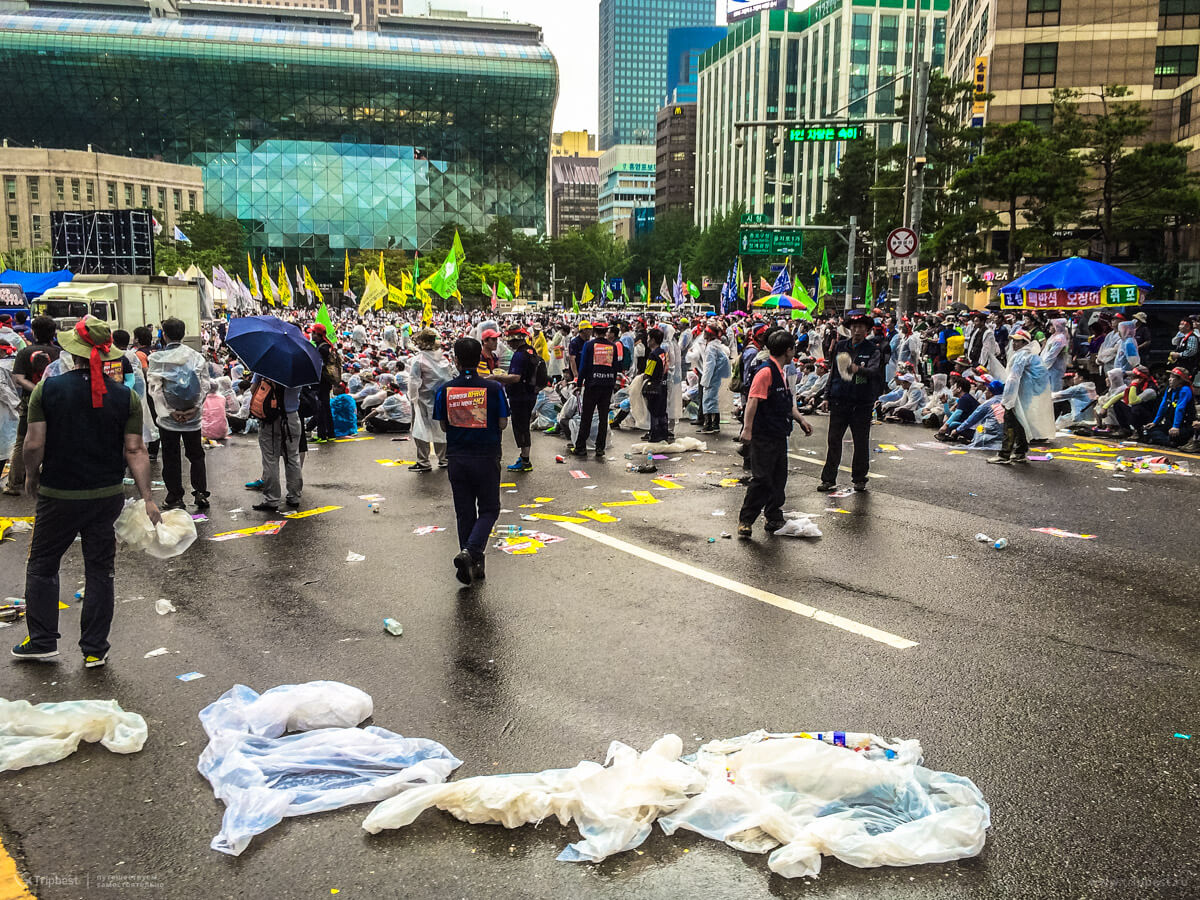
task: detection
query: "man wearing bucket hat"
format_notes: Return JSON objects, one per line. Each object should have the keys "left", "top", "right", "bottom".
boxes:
{"left": 12, "top": 316, "right": 161, "bottom": 668}
{"left": 1142, "top": 367, "right": 1195, "bottom": 447}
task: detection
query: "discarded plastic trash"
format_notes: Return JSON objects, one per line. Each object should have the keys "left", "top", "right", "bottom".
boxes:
{"left": 412, "top": 526, "right": 446, "bottom": 535}
{"left": 828, "top": 488, "right": 855, "bottom": 499}
{"left": 115, "top": 499, "right": 198, "bottom": 559}
{"left": 555, "top": 455, "right": 565, "bottom": 464}
{"left": 570, "top": 470, "right": 590, "bottom": 479}
{"left": 974, "top": 533, "right": 992, "bottom": 543}
{"left": 0, "top": 598, "right": 26, "bottom": 623}
{"left": 1030, "top": 527, "right": 1096, "bottom": 540}
{"left": 155, "top": 599, "right": 177, "bottom": 615}
{"left": 178, "top": 672, "right": 206, "bottom": 682}
{"left": 143, "top": 647, "right": 171, "bottom": 658}
{"left": 0, "top": 698, "right": 148, "bottom": 772}
{"left": 198, "top": 681, "right": 461, "bottom": 855}
{"left": 707, "top": 537, "right": 716, "bottom": 543}
{"left": 383, "top": 618, "right": 404, "bottom": 636}
{"left": 774, "top": 514, "right": 822, "bottom": 538}
{"left": 1175, "top": 733, "right": 1192, "bottom": 740}
{"left": 993, "top": 538, "right": 1008, "bottom": 550}
{"left": 629, "top": 437, "right": 707, "bottom": 454}
{"left": 711, "top": 509, "right": 726, "bottom": 516}
{"left": 346, "top": 551, "right": 366, "bottom": 562}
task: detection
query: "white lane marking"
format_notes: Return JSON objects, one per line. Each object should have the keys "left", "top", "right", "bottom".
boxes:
{"left": 789, "top": 453, "right": 887, "bottom": 479}
{"left": 555, "top": 522, "right": 918, "bottom": 650}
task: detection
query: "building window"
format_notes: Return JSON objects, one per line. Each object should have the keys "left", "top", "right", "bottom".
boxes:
{"left": 31, "top": 214, "right": 42, "bottom": 244}
{"left": 1155, "top": 45, "right": 1199, "bottom": 86}
{"left": 54, "top": 177, "right": 65, "bottom": 202}
{"left": 173, "top": 189, "right": 182, "bottom": 212}
{"left": 1022, "top": 42, "right": 1057, "bottom": 88}
{"left": 7, "top": 214, "right": 18, "bottom": 244}
{"left": 4, "top": 176, "right": 14, "bottom": 202}
{"left": 71, "top": 179, "right": 80, "bottom": 203}
{"left": 86, "top": 181, "right": 95, "bottom": 205}
{"left": 28, "top": 177, "right": 39, "bottom": 204}
{"left": 124, "top": 184, "right": 134, "bottom": 206}
{"left": 157, "top": 187, "right": 166, "bottom": 210}
{"left": 1020, "top": 103, "right": 1055, "bottom": 130}
{"left": 107, "top": 181, "right": 117, "bottom": 206}
{"left": 1026, "top": 0, "right": 1060, "bottom": 27}
{"left": 140, "top": 186, "right": 150, "bottom": 207}
{"left": 1161, "top": 0, "right": 1200, "bottom": 29}
{"left": 188, "top": 191, "right": 196, "bottom": 210}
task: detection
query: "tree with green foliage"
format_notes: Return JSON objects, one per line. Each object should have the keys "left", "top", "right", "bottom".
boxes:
{"left": 152, "top": 211, "right": 247, "bottom": 278}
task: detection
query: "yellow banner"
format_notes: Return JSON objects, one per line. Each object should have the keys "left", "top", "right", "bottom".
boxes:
{"left": 973, "top": 56, "right": 988, "bottom": 116}
{"left": 918, "top": 269, "right": 930, "bottom": 296}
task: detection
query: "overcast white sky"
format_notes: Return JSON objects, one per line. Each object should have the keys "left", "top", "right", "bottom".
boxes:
{"left": 407, "top": 0, "right": 734, "bottom": 133}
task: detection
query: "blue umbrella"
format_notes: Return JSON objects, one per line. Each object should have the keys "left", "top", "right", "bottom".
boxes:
{"left": 999, "top": 256, "right": 1152, "bottom": 296}
{"left": 225, "top": 315, "right": 322, "bottom": 388}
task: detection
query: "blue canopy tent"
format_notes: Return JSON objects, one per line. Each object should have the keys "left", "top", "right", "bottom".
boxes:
{"left": 999, "top": 257, "right": 1150, "bottom": 310}
{"left": 0, "top": 269, "right": 74, "bottom": 299}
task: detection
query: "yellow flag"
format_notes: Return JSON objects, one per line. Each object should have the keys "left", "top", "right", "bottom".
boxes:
{"left": 278, "top": 263, "right": 292, "bottom": 308}
{"left": 261, "top": 257, "right": 275, "bottom": 307}
{"left": 387, "top": 284, "right": 408, "bottom": 308}
{"left": 247, "top": 252, "right": 259, "bottom": 299}
{"left": 418, "top": 284, "right": 434, "bottom": 327}
{"left": 581, "top": 283, "right": 594, "bottom": 306}
{"left": 343, "top": 251, "right": 350, "bottom": 295}
{"left": 378, "top": 251, "right": 386, "bottom": 289}
{"left": 359, "top": 271, "right": 386, "bottom": 315}
{"left": 401, "top": 271, "right": 413, "bottom": 295}
{"left": 303, "top": 266, "right": 324, "bottom": 305}
{"left": 515, "top": 265, "right": 521, "bottom": 298}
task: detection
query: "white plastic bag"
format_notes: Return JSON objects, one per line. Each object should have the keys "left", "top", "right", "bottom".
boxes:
{"left": 114, "top": 499, "right": 197, "bottom": 559}
{"left": 0, "top": 698, "right": 148, "bottom": 772}
{"left": 628, "top": 437, "right": 707, "bottom": 454}
{"left": 774, "top": 513, "right": 822, "bottom": 538}
{"left": 659, "top": 731, "right": 990, "bottom": 878}
{"left": 363, "top": 734, "right": 705, "bottom": 863}
{"left": 198, "top": 682, "right": 461, "bottom": 856}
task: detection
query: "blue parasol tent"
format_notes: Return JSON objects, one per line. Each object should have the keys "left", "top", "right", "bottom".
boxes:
{"left": 999, "top": 257, "right": 1151, "bottom": 297}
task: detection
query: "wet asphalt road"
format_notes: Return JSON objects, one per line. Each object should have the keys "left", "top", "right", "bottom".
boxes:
{"left": 0, "top": 413, "right": 1197, "bottom": 900}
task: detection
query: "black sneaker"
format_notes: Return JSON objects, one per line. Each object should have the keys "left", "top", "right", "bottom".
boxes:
{"left": 83, "top": 652, "right": 108, "bottom": 668}
{"left": 853, "top": 481, "right": 869, "bottom": 492}
{"left": 453, "top": 550, "right": 474, "bottom": 586}
{"left": 285, "top": 498, "right": 302, "bottom": 509}
{"left": 11, "top": 637, "right": 58, "bottom": 662}
{"left": 764, "top": 520, "right": 786, "bottom": 534}
{"left": 193, "top": 494, "right": 211, "bottom": 510}
{"left": 737, "top": 522, "right": 753, "bottom": 538}
{"left": 251, "top": 502, "right": 279, "bottom": 513}
{"left": 408, "top": 462, "right": 432, "bottom": 473}
{"left": 163, "top": 498, "right": 187, "bottom": 511}
{"left": 469, "top": 552, "right": 486, "bottom": 581}
{"left": 816, "top": 482, "right": 835, "bottom": 492}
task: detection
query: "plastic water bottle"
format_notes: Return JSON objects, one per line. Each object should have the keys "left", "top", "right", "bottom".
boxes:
{"left": 993, "top": 538, "right": 1008, "bottom": 550}
{"left": 383, "top": 618, "right": 403, "bottom": 636}
{"left": 646, "top": 451, "right": 653, "bottom": 468}
{"left": 974, "top": 533, "right": 991, "bottom": 543}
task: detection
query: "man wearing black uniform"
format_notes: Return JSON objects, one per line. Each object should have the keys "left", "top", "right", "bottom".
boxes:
{"left": 642, "top": 327, "right": 670, "bottom": 443}
{"left": 737, "top": 329, "right": 813, "bottom": 537}
{"left": 571, "top": 322, "right": 618, "bottom": 458}
{"left": 489, "top": 326, "right": 538, "bottom": 473}
{"left": 819, "top": 310, "right": 884, "bottom": 492}
{"left": 434, "top": 337, "right": 509, "bottom": 585}
{"left": 12, "top": 317, "right": 160, "bottom": 667}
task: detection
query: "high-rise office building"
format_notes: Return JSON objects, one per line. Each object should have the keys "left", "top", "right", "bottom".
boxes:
{"left": 598, "top": 145, "right": 656, "bottom": 241}
{"left": 666, "top": 25, "right": 728, "bottom": 104}
{"left": 695, "top": 1, "right": 947, "bottom": 228}
{"left": 656, "top": 102, "right": 699, "bottom": 219}
{"left": 549, "top": 156, "right": 601, "bottom": 237}
{"left": 598, "top": 0, "right": 718, "bottom": 150}
{"left": 0, "top": 1, "right": 557, "bottom": 277}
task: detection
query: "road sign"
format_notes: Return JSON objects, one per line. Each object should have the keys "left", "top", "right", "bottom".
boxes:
{"left": 887, "top": 227, "right": 918, "bottom": 260}
{"left": 887, "top": 257, "right": 918, "bottom": 274}
{"left": 739, "top": 228, "right": 804, "bottom": 256}
{"left": 788, "top": 125, "right": 862, "bottom": 142}
{"left": 740, "top": 213, "right": 771, "bottom": 225}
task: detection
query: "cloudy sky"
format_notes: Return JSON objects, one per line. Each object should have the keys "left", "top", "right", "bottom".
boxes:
{"left": 407, "top": 0, "right": 734, "bottom": 133}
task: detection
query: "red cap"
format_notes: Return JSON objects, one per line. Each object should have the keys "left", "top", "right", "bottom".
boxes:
{"left": 481, "top": 329, "right": 501, "bottom": 340}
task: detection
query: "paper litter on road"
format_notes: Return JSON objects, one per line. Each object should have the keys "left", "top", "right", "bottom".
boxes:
{"left": 711, "top": 509, "right": 726, "bottom": 516}
{"left": 198, "top": 681, "right": 462, "bottom": 856}
{"left": 143, "top": 647, "right": 171, "bottom": 658}
{"left": 361, "top": 730, "right": 989, "bottom": 879}
{"left": 177, "top": 672, "right": 206, "bottom": 682}
{"left": 412, "top": 526, "right": 446, "bottom": 535}
{"left": 828, "top": 488, "right": 855, "bottom": 498}
{"left": 358, "top": 494, "right": 386, "bottom": 502}
{"left": 346, "top": 551, "right": 367, "bottom": 562}
{"left": 155, "top": 599, "right": 176, "bottom": 615}
{"left": 0, "top": 698, "right": 148, "bottom": 772}
{"left": 569, "top": 470, "right": 590, "bottom": 479}
{"left": 1030, "top": 527, "right": 1096, "bottom": 540}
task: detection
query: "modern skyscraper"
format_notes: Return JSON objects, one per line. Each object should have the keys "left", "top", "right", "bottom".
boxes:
{"left": 598, "top": 0, "right": 718, "bottom": 150}
{"left": 666, "top": 25, "right": 727, "bottom": 104}
{"left": 549, "top": 156, "right": 601, "bottom": 237}
{"left": 656, "top": 102, "right": 699, "bottom": 219}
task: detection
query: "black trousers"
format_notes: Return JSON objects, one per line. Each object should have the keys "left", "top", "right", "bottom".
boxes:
{"left": 24, "top": 493, "right": 124, "bottom": 656}
{"left": 159, "top": 427, "right": 207, "bottom": 503}
{"left": 739, "top": 435, "right": 789, "bottom": 526}
{"left": 820, "top": 404, "right": 873, "bottom": 484}
{"left": 646, "top": 386, "right": 669, "bottom": 442}
{"left": 447, "top": 455, "right": 501, "bottom": 557}
{"left": 1143, "top": 423, "right": 1194, "bottom": 447}
{"left": 315, "top": 384, "right": 335, "bottom": 439}
{"left": 365, "top": 418, "right": 410, "bottom": 434}
{"left": 576, "top": 384, "right": 614, "bottom": 451}
{"left": 1001, "top": 414, "right": 1029, "bottom": 459}
{"left": 508, "top": 393, "right": 535, "bottom": 452}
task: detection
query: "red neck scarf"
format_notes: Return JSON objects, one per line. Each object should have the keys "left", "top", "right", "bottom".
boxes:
{"left": 75, "top": 320, "right": 111, "bottom": 408}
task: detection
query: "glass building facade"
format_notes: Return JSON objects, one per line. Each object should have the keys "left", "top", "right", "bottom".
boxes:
{"left": 666, "top": 25, "right": 728, "bottom": 104}
{"left": 599, "top": 0, "right": 717, "bottom": 149}
{"left": 0, "top": 12, "right": 558, "bottom": 277}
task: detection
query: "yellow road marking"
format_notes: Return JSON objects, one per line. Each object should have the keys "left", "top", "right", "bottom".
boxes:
{"left": 602, "top": 490, "right": 660, "bottom": 507}
{"left": 555, "top": 523, "right": 918, "bottom": 650}
{"left": 282, "top": 505, "right": 343, "bottom": 519}
{"left": 528, "top": 513, "right": 588, "bottom": 524}
{"left": 789, "top": 454, "right": 887, "bottom": 478}
{"left": 651, "top": 479, "right": 683, "bottom": 489}
{"left": 577, "top": 510, "right": 620, "bottom": 523}
{"left": 0, "top": 836, "right": 34, "bottom": 900}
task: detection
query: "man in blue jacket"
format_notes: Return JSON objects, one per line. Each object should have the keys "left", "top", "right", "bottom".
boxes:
{"left": 1142, "top": 367, "right": 1195, "bottom": 447}
{"left": 818, "top": 310, "right": 883, "bottom": 492}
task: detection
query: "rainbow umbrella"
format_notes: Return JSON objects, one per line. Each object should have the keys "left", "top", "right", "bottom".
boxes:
{"left": 751, "top": 294, "right": 802, "bottom": 309}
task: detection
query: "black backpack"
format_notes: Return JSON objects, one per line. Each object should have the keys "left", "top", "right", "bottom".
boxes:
{"left": 526, "top": 349, "right": 549, "bottom": 390}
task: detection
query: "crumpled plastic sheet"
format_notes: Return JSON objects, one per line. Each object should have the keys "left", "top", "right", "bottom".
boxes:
{"left": 198, "top": 681, "right": 462, "bottom": 856}
{"left": 0, "top": 698, "right": 148, "bottom": 772}
{"left": 774, "top": 512, "right": 822, "bottom": 538}
{"left": 628, "top": 437, "right": 708, "bottom": 454}
{"left": 362, "top": 730, "right": 989, "bottom": 878}
{"left": 114, "top": 499, "right": 198, "bottom": 559}
{"left": 363, "top": 735, "right": 705, "bottom": 862}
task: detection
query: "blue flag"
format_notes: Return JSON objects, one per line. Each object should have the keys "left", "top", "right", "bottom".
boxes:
{"left": 771, "top": 265, "right": 792, "bottom": 296}
{"left": 672, "top": 261, "right": 686, "bottom": 308}
{"left": 173, "top": 225, "right": 191, "bottom": 243}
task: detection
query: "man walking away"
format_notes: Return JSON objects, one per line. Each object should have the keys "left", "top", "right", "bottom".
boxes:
{"left": 3, "top": 315, "right": 58, "bottom": 496}
{"left": 738, "top": 330, "right": 813, "bottom": 537}
{"left": 572, "top": 323, "right": 618, "bottom": 458}
{"left": 147, "top": 317, "right": 209, "bottom": 510}
{"left": 434, "top": 337, "right": 509, "bottom": 585}
{"left": 819, "top": 311, "right": 883, "bottom": 492}
{"left": 490, "top": 326, "right": 542, "bottom": 473}
{"left": 12, "top": 316, "right": 161, "bottom": 668}
{"left": 248, "top": 375, "right": 303, "bottom": 513}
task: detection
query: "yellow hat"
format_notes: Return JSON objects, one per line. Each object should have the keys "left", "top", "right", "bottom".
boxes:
{"left": 578, "top": 320, "right": 593, "bottom": 329}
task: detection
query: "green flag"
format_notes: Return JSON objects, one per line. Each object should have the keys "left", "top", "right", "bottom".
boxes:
{"left": 315, "top": 301, "right": 334, "bottom": 339}
{"left": 818, "top": 247, "right": 833, "bottom": 314}
{"left": 687, "top": 280, "right": 701, "bottom": 299}
{"left": 427, "top": 243, "right": 462, "bottom": 299}
{"left": 865, "top": 275, "right": 874, "bottom": 309}
{"left": 571, "top": 291, "right": 579, "bottom": 313}
{"left": 497, "top": 282, "right": 514, "bottom": 302}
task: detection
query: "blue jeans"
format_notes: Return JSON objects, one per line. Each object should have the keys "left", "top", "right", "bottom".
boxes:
{"left": 447, "top": 455, "right": 502, "bottom": 558}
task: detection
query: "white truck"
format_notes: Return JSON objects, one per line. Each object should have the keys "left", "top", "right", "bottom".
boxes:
{"left": 32, "top": 276, "right": 206, "bottom": 350}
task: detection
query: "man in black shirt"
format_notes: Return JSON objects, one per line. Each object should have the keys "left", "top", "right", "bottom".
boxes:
{"left": 489, "top": 326, "right": 539, "bottom": 473}
{"left": 12, "top": 317, "right": 160, "bottom": 668}
{"left": 572, "top": 323, "right": 618, "bottom": 458}
{"left": 819, "top": 310, "right": 884, "bottom": 492}
{"left": 3, "top": 315, "right": 58, "bottom": 496}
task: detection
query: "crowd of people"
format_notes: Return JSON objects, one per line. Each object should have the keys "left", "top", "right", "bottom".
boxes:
{"left": 2, "top": 301, "right": 1198, "bottom": 662}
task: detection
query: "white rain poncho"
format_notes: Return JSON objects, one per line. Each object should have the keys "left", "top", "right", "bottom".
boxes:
{"left": 1040, "top": 318, "right": 1071, "bottom": 391}
{"left": 1003, "top": 340, "right": 1055, "bottom": 440}
{"left": 663, "top": 324, "right": 684, "bottom": 421}
{"left": 199, "top": 681, "right": 461, "bottom": 856}
{"left": 407, "top": 348, "right": 455, "bottom": 443}
{"left": 1113, "top": 320, "right": 1141, "bottom": 372}
{"left": 0, "top": 362, "right": 19, "bottom": 462}
{"left": 0, "top": 698, "right": 147, "bottom": 772}
{"left": 1053, "top": 381, "right": 1099, "bottom": 428}
{"left": 701, "top": 340, "right": 731, "bottom": 413}
{"left": 147, "top": 343, "right": 210, "bottom": 431}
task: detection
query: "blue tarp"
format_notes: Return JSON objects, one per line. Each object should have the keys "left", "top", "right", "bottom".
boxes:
{"left": 0, "top": 269, "right": 73, "bottom": 299}
{"left": 999, "top": 257, "right": 1151, "bottom": 296}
